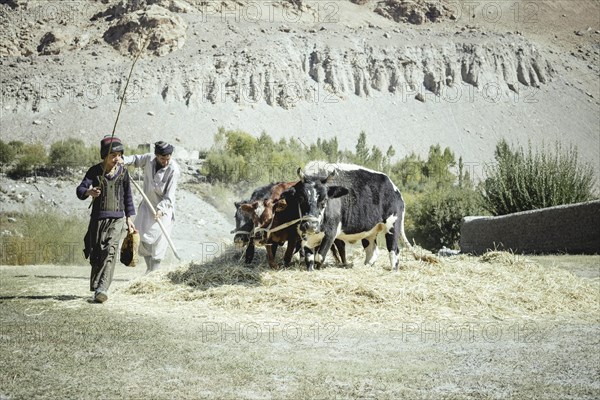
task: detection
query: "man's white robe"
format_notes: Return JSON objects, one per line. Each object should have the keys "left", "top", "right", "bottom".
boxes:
{"left": 124, "top": 153, "right": 181, "bottom": 260}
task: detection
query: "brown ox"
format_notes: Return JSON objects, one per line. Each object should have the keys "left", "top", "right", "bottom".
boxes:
{"left": 240, "top": 181, "right": 344, "bottom": 269}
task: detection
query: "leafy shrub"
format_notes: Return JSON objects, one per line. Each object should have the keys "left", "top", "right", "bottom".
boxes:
{"left": 49, "top": 138, "right": 97, "bottom": 170}
{"left": 0, "top": 140, "right": 16, "bottom": 166}
{"left": 8, "top": 143, "right": 49, "bottom": 179}
{"left": 408, "top": 186, "right": 486, "bottom": 251}
{"left": 481, "top": 139, "right": 597, "bottom": 216}
{"left": 8, "top": 140, "right": 25, "bottom": 155}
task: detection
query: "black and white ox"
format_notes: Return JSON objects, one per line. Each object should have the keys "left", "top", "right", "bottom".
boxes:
{"left": 276, "top": 162, "right": 412, "bottom": 271}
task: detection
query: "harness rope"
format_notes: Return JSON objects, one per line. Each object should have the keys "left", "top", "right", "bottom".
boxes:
{"left": 253, "top": 204, "right": 320, "bottom": 242}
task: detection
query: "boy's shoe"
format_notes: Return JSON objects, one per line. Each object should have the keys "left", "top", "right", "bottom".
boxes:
{"left": 94, "top": 291, "right": 108, "bottom": 303}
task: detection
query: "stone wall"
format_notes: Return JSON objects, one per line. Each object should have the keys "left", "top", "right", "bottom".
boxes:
{"left": 460, "top": 201, "right": 600, "bottom": 255}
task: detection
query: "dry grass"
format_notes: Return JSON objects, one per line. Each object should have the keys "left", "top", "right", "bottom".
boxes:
{"left": 124, "top": 248, "right": 600, "bottom": 323}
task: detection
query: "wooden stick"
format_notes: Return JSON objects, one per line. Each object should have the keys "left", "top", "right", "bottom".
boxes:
{"left": 130, "top": 178, "right": 181, "bottom": 260}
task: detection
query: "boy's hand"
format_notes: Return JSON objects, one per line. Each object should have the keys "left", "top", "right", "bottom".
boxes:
{"left": 126, "top": 217, "right": 136, "bottom": 234}
{"left": 86, "top": 186, "right": 101, "bottom": 198}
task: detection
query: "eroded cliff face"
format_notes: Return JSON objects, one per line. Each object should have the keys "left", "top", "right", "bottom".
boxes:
{"left": 2, "top": 34, "right": 555, "bottom": 111}
{"left": 0, "top": 0, "right": 598, "bottom": 179}
{"left": 0, "top": 0, "right": 557, "bottom": 110}
{"left": 191, "top": 38, "right": 553, "bottom": 109}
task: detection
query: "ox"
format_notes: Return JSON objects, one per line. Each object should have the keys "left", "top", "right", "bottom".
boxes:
{"left": 240, "top": 180, "right": 346, "bottom": 269}
{"left": 232, "top": 182, "right": 276, "bottom": 263}
{"left": 275, "top": 162, "right": 412, "bottom": 271}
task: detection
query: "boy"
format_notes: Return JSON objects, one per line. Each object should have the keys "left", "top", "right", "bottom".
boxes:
{"left": 77, "top": 136, "right": 136, "bottom": 303}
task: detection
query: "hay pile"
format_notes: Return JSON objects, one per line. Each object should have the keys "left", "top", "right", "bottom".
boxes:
{"left": 124, "top": 249, "right": 600, "bottom": 323}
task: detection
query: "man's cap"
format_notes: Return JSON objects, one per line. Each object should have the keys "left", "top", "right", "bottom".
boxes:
{"left": 154, "top": 141, "right": 174, "bottom": 156}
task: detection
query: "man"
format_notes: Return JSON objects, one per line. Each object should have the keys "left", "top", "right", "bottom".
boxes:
{"left": 76, "top": 136, "right": 136, "bottom": 303}
{"left": 123, "top": 141, "right": 180, "bottom": 273}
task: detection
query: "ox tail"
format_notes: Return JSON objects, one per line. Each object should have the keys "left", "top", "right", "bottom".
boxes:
{"left": 399, "top": 208, "right": 439, "bottom": 264}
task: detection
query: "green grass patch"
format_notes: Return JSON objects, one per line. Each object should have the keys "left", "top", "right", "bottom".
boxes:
{"left": 0, "top": 210, "right": 87, "bottom": 265}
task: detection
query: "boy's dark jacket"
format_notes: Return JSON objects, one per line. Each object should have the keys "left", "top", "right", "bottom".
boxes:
{"left": 76, "top": 163, "right": 136, "bottom": 220}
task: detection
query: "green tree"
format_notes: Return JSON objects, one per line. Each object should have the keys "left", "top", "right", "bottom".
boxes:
{"left": 424, "top": 144, "right": 456, "bottom": 186}
{"left": 354, "top": 131, "right": 369, "bottom": 164}
{"left": 390, "top": 152, "right": 426, "bottom": 191}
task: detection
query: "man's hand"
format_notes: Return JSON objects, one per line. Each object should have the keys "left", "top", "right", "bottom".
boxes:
{"left": 126, "top": 217, "right": 136, "bottom": 234}
{"left": 154, "top": 210, "right": 164, "bottom": 221}
{"left": 86, "top": 186, "right": 101, "bottom": 198}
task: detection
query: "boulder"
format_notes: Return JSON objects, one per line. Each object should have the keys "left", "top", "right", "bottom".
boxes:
{"left": 92, "top": 0, "right": 194, "bottom": 21}
{"left": 374, "top": 0, "right": 453, "bottom": 25}
{"left": 37, "top": 31, "right": 67, "bottom": 55}
{"left": 103, "top": 5, "right": 188, "bottom": 57}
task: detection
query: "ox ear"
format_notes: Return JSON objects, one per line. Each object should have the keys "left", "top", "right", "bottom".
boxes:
{"left": 240, "top": 202, "right": 258, "bottom": 215}
{"left": 297, "top": 167, "right": 306, "bottom": 181}
{"left": 234, "top": 201, "right": 241, "bottom": 209}
{"left": 327, "top": 186, "right": 349, "bottom": 199}
{"left": 274, "top": 199, "right": 288, "bottom": 212}
{"left": 322, "top": 169, "right": 336, "bottom": 184}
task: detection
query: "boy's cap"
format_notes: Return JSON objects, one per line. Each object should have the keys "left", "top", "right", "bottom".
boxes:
{"left": 101, "top": 136, "right": 124, "bottom": 159}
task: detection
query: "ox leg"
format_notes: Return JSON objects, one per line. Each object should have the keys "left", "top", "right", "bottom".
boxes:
{"left": 334, "top": 239, "right": 348, "bottom": 266}
{"left": 283, "top": 237, "right": 298, "bottom": 268}
{"left": 244, "top": 241, "right": 255, "bottom": 264}
{"left": 362, "top": 237, "right": 379, "bottom": 266}
{"left": 304, "top": 246, "right": 315, "bottom": 272}
{"left": 385, "top": 231, "right": 400, "bottom": 271}
{"left": 266, "top": 242, "right": 279, "bottom": 269}
{"left": 316, "top": 234, "right": 335, "bottom": 269}
{"left": 329, "top": 242, "right": 341, "bottom": 264}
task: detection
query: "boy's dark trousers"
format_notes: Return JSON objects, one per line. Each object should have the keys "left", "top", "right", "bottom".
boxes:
{"left": 85, "top": 218, "right": 125, "bottom": 293}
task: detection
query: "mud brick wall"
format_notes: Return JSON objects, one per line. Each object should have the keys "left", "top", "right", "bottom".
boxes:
{"left": 460, "top": 201, "right": 600, "bottom": 255}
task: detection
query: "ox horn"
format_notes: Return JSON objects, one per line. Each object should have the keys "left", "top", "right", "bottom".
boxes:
{"left": 297, "top": 167, "right": 306, "bottom": 181}
{"left": 325, "top": 169, "right": 336, "bottom": 183}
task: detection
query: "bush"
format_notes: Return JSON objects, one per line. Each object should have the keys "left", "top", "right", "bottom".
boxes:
{"left": 0, "top": 140, "right": 16, "bottom": 166}
{"left": 49, "top": 138, "right": 97, "bottom": 170}
{"left": 408, "top": 186, "right": 486, "bottom": 251}
{"left": 8, "top": 143, "right": 48, "bottom": 179}
{"left": 481, "top": 139, "right": 597, "bottom": 216}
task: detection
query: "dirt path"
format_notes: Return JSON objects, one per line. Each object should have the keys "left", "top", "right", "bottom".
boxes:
{"left": 1, "top": 260, "right": 598, "bottom": 399}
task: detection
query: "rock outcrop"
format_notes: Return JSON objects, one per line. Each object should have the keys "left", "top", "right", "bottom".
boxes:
{"left": 103, "top": 4, "right": 188, "bottom": 57}
{"left": 374, "top": 0, "right": 455, "bottom": 25}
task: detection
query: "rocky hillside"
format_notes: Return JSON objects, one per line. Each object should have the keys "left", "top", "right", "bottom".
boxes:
{"left": 1, "top": 0, "right": 599, "bottom": 181}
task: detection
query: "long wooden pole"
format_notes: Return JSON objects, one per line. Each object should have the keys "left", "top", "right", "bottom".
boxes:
{"left": 130, "top": 178, "right": 181, "bottom": 260}
{"left": 102, "top": 34, "right": 181, "bottom": 260}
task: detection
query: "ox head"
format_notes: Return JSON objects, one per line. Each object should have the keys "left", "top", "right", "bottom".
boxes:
{"left": 275, "top": 168, "right": 348, "bottom": 235}
{"left": 238, "top": 199, "right": 276, "bottom": 245}
{"left": 232, "top": 201, "right": 254, "bottom": 246}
